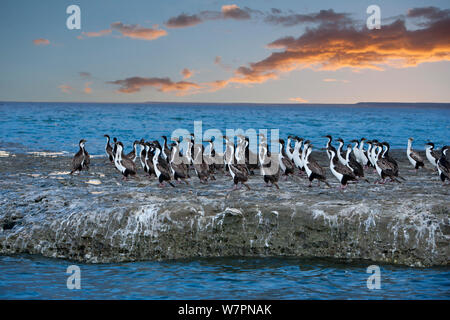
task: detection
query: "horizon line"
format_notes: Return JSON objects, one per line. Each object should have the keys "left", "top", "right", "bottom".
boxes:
{"left": 1, "top": 100, "right": 450, "bottom": 106}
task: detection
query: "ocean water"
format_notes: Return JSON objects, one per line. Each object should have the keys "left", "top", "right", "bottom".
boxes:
{"left": 0, "top": 255, "right": 449, "bottom": 300}
{"left": 0, "top": 102, "right": 449, "bottom": 300}
{"left": 0, "top": 102, "right": 449, "bottom": 155}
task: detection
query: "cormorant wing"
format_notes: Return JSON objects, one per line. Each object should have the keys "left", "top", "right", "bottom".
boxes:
{"left": 410, "top": 150, "right": 423, "bottom": 163}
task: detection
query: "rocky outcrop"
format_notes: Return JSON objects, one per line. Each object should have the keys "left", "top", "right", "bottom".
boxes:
{"left": 0, "top": 152, "right": 449, "bottom": 267}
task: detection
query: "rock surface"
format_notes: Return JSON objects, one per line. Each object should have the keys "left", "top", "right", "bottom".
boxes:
{"left": 0, "top": 150, "right": 449, "bottom": 267}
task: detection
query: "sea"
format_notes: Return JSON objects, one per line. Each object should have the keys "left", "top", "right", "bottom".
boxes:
{"left": 0, "top": 101, "right": 449, "bottom": 300}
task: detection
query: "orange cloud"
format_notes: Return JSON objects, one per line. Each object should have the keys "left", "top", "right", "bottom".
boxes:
{"left": 58, "top": 84, "right": 73, "bottom": 94}
{"left": 181, "top": 68, "right": 193, "bottom": 79}
{"left": 108, "top": 77, "right": 202, "bottom": 96}
{"left": 221, "top": 5, "right": 251, "bottom": 20}
{"left": 111, "top": 22, "right": 167, "bottom": 40}
{"left": 84, "top": 82, "right": 92, "bottom": 94}
{"left": 107, "top": 7, "right": 450, "bottom": 97}
{"left": 33, "top": 38, "right": 50, "bottom": 46}
{"left": 289, "top": 97, "right": 308, "bottom": 103}
{"left": 214, "top": 8, "right": 450, "bottom": 89}
{"left": 79, "top": 29, "right": 112, "bottom": 39}
{"left": 323, "top": 78, "right": 349, "bottom": 83}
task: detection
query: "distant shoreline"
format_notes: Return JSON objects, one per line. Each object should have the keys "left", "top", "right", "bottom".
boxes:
{"left": 1, "top": 101, "right": 450, "bottom": 108}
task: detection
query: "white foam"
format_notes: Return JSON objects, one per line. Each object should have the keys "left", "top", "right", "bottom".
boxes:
{"left": 86, "top": 179, "right": 102, "bottom": 185}
{"left": 0, "top": 150, "right": 10, "bottom": 157}
{"left": 28, "top": 151, "right": 66, "bottom": 157}
{"left": 49, "top": 171, "right": 70, "bottom": 176}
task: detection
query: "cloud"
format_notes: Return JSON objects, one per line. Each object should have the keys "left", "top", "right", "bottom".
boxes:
{"left": 33, "top": 38, "right": 50, "bottom": 46}
{"left": 165, "top": 4, "right": 252, "bottom": 28}
{"left": 166, "top": 14, "right": 203, "bottom": 28}
{"left": 111, "top": 22, "right": 167, "bottom": 40}
{"left": 78, "top": 29, "right": 112, "bottom": 39}
{"left": 213, "top": 8, "right": 450, "bottom": 89}
{"left": 107, "top": 76, "right": 202, "bottom": 95}
{"left": 58, "top": 84, "right": 73, "bottom": 94}
{"left": 214, "top": 56, "right": 232, "bottom": 71}
{"left": 221, "top": 4, "right": 251, "bottom": 20}
{"left": 407, "top": 6, "right": 450, "bottom": 25}
{"left": 264, "top": 9, "right": 352, "bottom": 27}
{"left": 289, "top": 97, "right": 308, "bottom": 103}
{"left": 323, "top": 78, "right": 349, "bottom": 83}
{"left": 181, "top": 68, "right": 193, "bottom": 79}
{"left": 84, "top": 82, "right": 92, "bottom": 94}
{"left": 79, "top": 72, "right": 91, "bottom": 78}
{"left": 107, "top": 7, "right": 450, "bottom": 97}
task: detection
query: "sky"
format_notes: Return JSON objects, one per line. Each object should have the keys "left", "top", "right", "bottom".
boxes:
{"left": 0, "top": 0, "right": 449, "bottom": 104}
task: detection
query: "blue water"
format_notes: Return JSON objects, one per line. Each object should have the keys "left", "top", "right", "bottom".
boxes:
{"left": 0, "top": 102, "right": 449, "bottom": 154}
{"left": 0, "top": 255, "right": 448, "bottom": 300}
{"left": 1, "top": 102, "right": 449, "bottom": 300}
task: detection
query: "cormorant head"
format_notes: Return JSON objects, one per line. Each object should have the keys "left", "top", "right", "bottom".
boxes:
{"left": 337, "top": 138, "right": 344, "bottom": 144}
{"left": 104, "top": 134, "right": 110, "bottom": 139}
{"left": 425, "top": 142, "right": 434, "bottom": 148}
{"left": 79, "top": 139, "right": 86, "bottom": 147}
{"left": 279, "top": 139, "right": 285, "bottom": 145}
{"left": 442, "top": 146, "right": 449, "bottom": 155}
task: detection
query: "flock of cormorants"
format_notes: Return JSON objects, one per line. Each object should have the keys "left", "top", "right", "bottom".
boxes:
{"left": 70, "top": 134, "right": 450, "bottom": 190}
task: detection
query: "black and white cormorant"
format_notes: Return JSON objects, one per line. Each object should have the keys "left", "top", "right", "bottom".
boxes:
{"left": 329, "top": 149, "right": 357, "bottom": 189}
{"left": 324, "top": 135, "right": 338, "bottom": 162}
{"left": 406, "top": 137, "right": 424, "bottom": 173}
{"left": 225, "top": 137, "right": 250, "bottom": 190}
{"left": 139, "top": 139, "right": 147, "bottom": 172}
{"left": 258, "top": 133, "right": 280, "bottom": 189}
{"left": 152, "top": 143, "right": 174, "bottom": 187}
{"left": 437, "top": 146, "right": 450, "bottom": 185}
{"left": 114, "top": 141, "right": 137, "bottom": 180}
{"left": 344, "top": 144, "right": 366, "bottom": 181}
{"left": 425, "top": 142, "right": 441, "bottom": 168}
{"left": 104, "top": 134, "right": 114, "bottom": 162}
{"left": 245, "top": 136, "right": 259, "bottom": 175}
{"left": 144, "top": 142, "right": 156, "bottom": 177}
{"left": 169, "top": 141, "right": 190, "bottom": 184}
{"left": 278, "top": 139, "right": 295, "bottom": 179}
{"left": 358, "top": 138, "right": 369, "bottom": 167}
{"left": 70, "top": 139, "right": 90, "bottom": 174}
{"left": 161, "top": 136, "right": 171, "bottom": 161}
{"left": 335, "top": 138, "right": 348, "bottom": 165}
{"left": 303, "top": 144, "right": 330, "bottom": 188}
{"left": 126, "top": 140, "right": 139, "bottom": 162}
{"left": 374, "top": 143, "right": 401, "bottom": 184}
{"left": 193, "top": 144, "right": 214, "bottom": 184}
{"left": 292, "top": 137, "right": 305, "bottom": 175}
